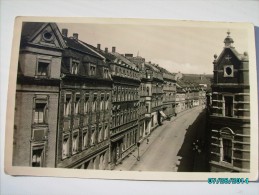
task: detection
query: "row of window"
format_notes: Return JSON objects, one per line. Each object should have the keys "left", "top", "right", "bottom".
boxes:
{"left": 113, "top": 86, "right": 139, "bottom": 102}
{"left": 114, "top": 65, "right": 139, "bottom": 79}
{"left": 64, "top": 92, "right": 110, "bottom": 116}
{"left": 112, "top": 109, "right": 138, "bottom": 128}
{"left": 62, "top": 124, "right": 109, "bottom": 159}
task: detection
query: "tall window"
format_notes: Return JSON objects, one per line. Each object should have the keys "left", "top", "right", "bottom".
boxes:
{"left": 104, "top": 124, "right": 108, "bottom": 140}
{"left": 72, "top": 131, "right": 79, "bottom": 154}
{"left": 92, "top": 94, "right": 97, "bottom": 112}
{"left": 224, "top": 96, "right": 233, "bottom": 117}
{"left": 31, "top": 146, "right": 44, "bottom": 167}
{"left": 91, "top": 126, "right": 96, "bottom": 145}
{"left": 62, "top": 135, "right": 69, "bottom": 159}
{"left": 74, "top": 94, "right": 80, "bottom": 115}
{"left": 90, "top": 64, "right": 96, "bottom": 76}
{"left": 84, "top": 94, "right": 89, "bottom": 113}
{"left": 64, "top": 94, "right": 72, "bottom": 116}
{"left": 100, "top": 95, "right": 104, "bottom": 111}
{"left": 71, "top": 60, "right": 79, "bottom": 74}
{"left": 37, "top": 61, "right": 49, "bottom": 77}
{"left": 105, "top": 94, "right": 110, "bottom": 110}
{"left": 34, "top": 102, "right": 47, "bottom": 124}
{"left": 82, "top": 130, "right": 88, "bottom": 149}
{"left": 222, "top": 138, "right": 232, "bottom": 163}
{"left": 98, "top": 125, "right": 103, "bottom": 142}
{"left": 103, "top": 68, "right": 109, "bottom": 78}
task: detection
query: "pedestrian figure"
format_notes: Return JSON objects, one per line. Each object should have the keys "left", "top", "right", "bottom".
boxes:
{"left": 146, "top": 138, "right": 149, "bottom": 144}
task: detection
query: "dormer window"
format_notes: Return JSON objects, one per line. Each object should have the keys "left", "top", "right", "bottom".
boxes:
{"left": 90, "top": 64, "right": 96, "bottom": 76}
{"left": 103, "top": 68, "right": 109, "bottom": 79}
{"left": 224, "top": 65, "right": 234, "bottom": 77}
{"left": 71, "top": 59, "right": 79, "bottom": 74}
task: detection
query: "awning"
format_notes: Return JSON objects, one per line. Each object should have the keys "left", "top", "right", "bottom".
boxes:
{"left": 159, "top": 111, "right": 167, "bottom": 118}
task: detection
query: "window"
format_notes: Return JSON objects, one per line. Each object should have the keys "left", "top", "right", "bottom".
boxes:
{"left": 103, "top": 68, "right": 109, "bottom": 78}
{"left": 92, "top": 94, "right": 97, "bottom": 112}
{"left": 104, "top": 124, "right": 108, "bottom": 140}
{"left": 90, "top": 64, "right": 96, "bottom": 76}
{"left": 34, "top": 102, "right": 47, "bottom": 124}
{"left": 224, "top": 65, "right": 234, "bottom": 77}
{"left": 224, "top": 96, "right": 233, "bottom": 117}
{"left": 91, "top": 126, "right": 96, "bottom": 145}
{"left": 72, "top": 131, "right": 79, "bottom": 154}
{"left": 31, "top": 146, "right": 44, "bottom": 167}
{"left": 84, "top": 94, "right": 89, "bottom": 113}
{"left": 71, "top": 60, "right": 79, "bottom": 74}
{"left": 37, "top": 61, "right": 49, "bottom": 77}
{"left": 98, "top": 125, "right": 103, "bottom": 142}
{"left": 62, "top": 135, "right": 69, "bottom": 159}
{"left": 222, "top": 138, "right": 232, "bottom": 163}
{"left": 74, "top": 94, "right": 80, "bottom": 115}
{"left": 105, "top": 94, "right": 110, "bottom": 110}
{"left": 100, "top": 94, "right": 104, "bottom": 111}
{"left": 82, "top": 130, "right": 88, "bottom": 149}
{"left": 64, "top": 94, "right": 72, "bottom": 116}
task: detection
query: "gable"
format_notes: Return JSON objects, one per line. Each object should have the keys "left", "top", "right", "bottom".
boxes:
{"left": 26, "top": 23, "right": 66, "bottom": 49}
{"left": 216, "top": 48, "right": 241, "bottom": 70}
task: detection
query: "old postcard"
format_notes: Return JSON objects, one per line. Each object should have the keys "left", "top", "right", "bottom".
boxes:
{"left": 4, "top": 17, "right": 258, "bottom": 181}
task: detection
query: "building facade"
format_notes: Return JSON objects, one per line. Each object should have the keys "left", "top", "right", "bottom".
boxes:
{"left": 13, "top": 22, "right": 66, "bottom": 167}
{"left": 209, "top": 32, "right": 250, "bottom": 172}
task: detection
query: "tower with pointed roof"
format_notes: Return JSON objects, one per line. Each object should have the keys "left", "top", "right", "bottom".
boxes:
{"left": 209, "top": 32, "right": 250, "bottom": 172}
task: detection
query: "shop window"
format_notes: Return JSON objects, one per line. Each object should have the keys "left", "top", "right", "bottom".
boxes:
{"left": 92, "top": 94, "right": 97, "bottom": 112}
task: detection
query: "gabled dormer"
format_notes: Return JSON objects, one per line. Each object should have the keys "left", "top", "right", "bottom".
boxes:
{"left": 213, "top": 31, "right": 249, "bottom": 85}
{"left": 19, "top": 22, "right": 66, "bottom": 79}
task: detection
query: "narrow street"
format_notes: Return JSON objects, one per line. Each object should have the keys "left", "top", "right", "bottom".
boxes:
{"left": 114, "top": 106, "right": 208, "bottom": 172}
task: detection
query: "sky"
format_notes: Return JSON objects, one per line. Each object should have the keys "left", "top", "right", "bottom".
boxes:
{"left": 57, "top": 22, "right": 249, "bottom": 74}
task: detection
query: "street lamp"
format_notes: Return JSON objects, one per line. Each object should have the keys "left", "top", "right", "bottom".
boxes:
{"left": 137, "top": 141, "right": 140, "bottom": 161}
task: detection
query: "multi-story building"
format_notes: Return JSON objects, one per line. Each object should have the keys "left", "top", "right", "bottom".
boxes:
{"left": 144, "top": 62, "right": 164, "bottom": 130}
{"left": 13, "top": 22, "right": 66, "bottom": 167}
{"left": 209, "top": 32, "right": 250, "bottom": 172}
{"left": 92, "top": 48, "right": 141, "bottom": 168}
{"left": 159, "top": 67, "right": 177, "bottom": 118}
{"left": 56, "top": 30, "right": 113, "bottom": 169}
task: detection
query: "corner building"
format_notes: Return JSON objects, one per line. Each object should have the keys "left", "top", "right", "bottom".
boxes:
{"left": 209, "top": 32, "right": 250, "bottom": 172}
{"left": 13, "top": 22, "right": 66, "bottom": 167}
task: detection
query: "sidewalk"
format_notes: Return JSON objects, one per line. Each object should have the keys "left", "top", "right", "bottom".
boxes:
{"left": 113, "top": 106, "right": 204, "bottom": 171}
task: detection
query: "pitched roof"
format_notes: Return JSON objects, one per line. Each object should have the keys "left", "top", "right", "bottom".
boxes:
{"left": 21, "top": 22, "right": 46, "bottom": 42}
{"left": 63, "top": 36, "right": 102, "bottom": 59}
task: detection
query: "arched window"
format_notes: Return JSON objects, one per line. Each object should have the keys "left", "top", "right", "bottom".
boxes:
{"left": 219, "top": 127, "right": 235, "bottom": 164}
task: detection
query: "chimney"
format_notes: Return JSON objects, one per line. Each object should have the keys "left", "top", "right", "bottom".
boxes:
{"left": 105, "top": 47, "right": 108, "bottom": 53}
{"left": 73, "top": 33, "right": 78, "bottom": 40}
{"left": 112, "top": 47, "right": 116, "bottom": 53}
{"left": 97, "top": 44, "right": 101, "bottom": 50}
{"left": 62, "top": 29, "right": 68, "bottom": 37}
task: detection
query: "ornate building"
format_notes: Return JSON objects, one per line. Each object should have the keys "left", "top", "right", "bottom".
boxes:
{"left": 209, "top": 32, "right": 250, "bottom": 172}
{"left": 13, "top": 22, "right": 66, "bottom": 167}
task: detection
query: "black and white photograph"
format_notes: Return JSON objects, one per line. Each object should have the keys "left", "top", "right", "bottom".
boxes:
{"left": 4, "top": 17, "right": 258, "bottom": 181}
